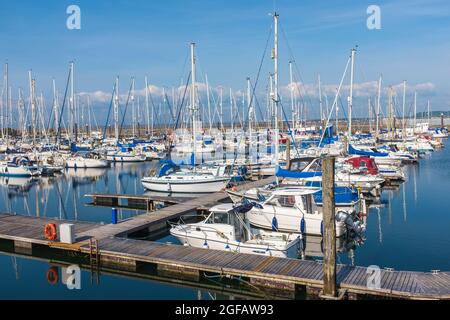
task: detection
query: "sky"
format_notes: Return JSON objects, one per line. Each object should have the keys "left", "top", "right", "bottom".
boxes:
{"left": 1, "top": 0, "right": 450, "bottom": 127}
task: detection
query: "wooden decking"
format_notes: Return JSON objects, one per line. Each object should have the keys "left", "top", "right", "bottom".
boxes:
{"left": 1, "top": 175, "right": 450, "bottom": 300}
{"left": 82, "top": 237, "right": 450, "bottom": 300}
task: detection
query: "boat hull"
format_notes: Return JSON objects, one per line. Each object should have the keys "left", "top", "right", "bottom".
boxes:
{"left": 142, "top": 177, "right": 229, "bottom": 193}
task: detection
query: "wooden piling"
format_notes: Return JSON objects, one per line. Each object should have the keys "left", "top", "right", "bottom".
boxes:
{"left": 322, "top": 156, "right": 337, "bottom": 298}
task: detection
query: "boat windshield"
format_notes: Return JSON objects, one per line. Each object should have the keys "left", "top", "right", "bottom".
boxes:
{"left": 206, "top": 211, "right": 231, "bottom": 224}
{"left": 267, "top": 195, "right": 296, "bottom": 208}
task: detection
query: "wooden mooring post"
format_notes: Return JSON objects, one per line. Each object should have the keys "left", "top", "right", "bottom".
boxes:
{"left": 321, "top": 156, "right": 338, "bottom": 299}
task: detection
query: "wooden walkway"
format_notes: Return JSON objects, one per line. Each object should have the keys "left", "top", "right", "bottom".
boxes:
{"left": 1, "top": 213, "right": 450, "bottom": 299}
{"left": 84, "top": 237, "right": 450, "bottom": 300}
{"left": 78, "top": 176, "right": 275, "bottom": 239}
{"left": 1, "top": 175, "right": 450, "bottom": 299}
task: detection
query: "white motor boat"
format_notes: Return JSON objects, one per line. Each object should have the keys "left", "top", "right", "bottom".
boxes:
{"left": 282, "top": 157, "right": 385, "bottom": 196}
{"left": 170, "top": 203, "right": 302, "bottom": 258}
{"left": 245, "top": 187, "right": 364, "bottom": 237}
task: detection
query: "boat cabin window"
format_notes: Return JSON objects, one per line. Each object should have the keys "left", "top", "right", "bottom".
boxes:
{"left": 206, "top": 212, "right": 230, "bottom": 225}
{"left": 267, "top": 195, "right": 296, "bottom": 207}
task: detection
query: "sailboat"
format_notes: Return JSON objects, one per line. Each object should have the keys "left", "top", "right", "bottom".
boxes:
{"left": 141, "top": 43, "right": 230, "bottom": 193}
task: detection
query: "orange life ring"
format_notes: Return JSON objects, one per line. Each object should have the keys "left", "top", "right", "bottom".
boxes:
{"left": 47, "top": 267, "right": 59, "bottom": 285}
{"left": 44, "top": 223, "right": 57, "bottom": 241}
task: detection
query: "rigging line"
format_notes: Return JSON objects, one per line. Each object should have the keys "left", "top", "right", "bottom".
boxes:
{"left": 229, "top": 23, "right": 273, "bottom": 169}
{"left": 163, "top": 89, "right": 176, "bottom": 122}
{"left": 245, "top": 24, "right": 273, "bottom": 132}
{"left": 278, "top": 95, "right": 301, "bottom": 157}
{"left": 118, "top": 79, "right": 134, "bottom": 139}
{"left": 102, "top": 82, "right": 117, "bottom": 142}
{"left": 318, "top": 56, "right": 351, "bottom": 147}
{"left": 56, "top": 65, "right": 72, "bottom": 145}
{"left": 279, "top": 23, "right": 315, "bottom": 112}
{"left": 173, "top": 72, "right": 191, "bottom": 131}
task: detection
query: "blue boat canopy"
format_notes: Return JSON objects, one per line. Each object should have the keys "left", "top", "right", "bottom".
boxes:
{"left": 157, "top": 160, "right": 179, "bottom": 177}
{"left": 275, "top": 166, "right": 322, "bottom": 179}
{"left": 348, "top": 144, "right": 388, "bottom": 157}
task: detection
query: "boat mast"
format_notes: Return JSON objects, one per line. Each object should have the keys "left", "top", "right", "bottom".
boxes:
{"left": 402, "top": 80, "right": 406, "bottom": 139}
{"left": 190, "top": 42, "right": 197, "bottom": 165}
{"left": 376, "top": 75, "right": 382, "bottom": 142}
{"left": 347, "top": 48, "right": 356, "bottom": 144}
{"left": 368, "top": 96, "right": 372, "bottom": 133}
{"left": 247, "top": 77, "right": 252, "bottom": 142}
{"left": 414, "top": 91, "right": 417, "bottom": 134}
{"left": 114, "top": 76, "right": 120, "bottom": 141}
{"left": 131, "top": 77, "right": 136, "bottom": 137}
{"left": 318, "top": 73, "right": 323, "bottom": 129}
{"left": 272, "top": 12, "right": 279, "bottom": 167}
{"left": 70, "top": 61, "right": 75, "bottom": 141}
{"left": 5, "top": 63, "right": 9, "bottom": 144}
{"left": 230, "top": 88, "right": 234, "bottom": 133}
{"left": 219, "top": 86, "right": 223, "bottom": 131}
{"left": 52, "top": 78, "right": 59, "bottom": 133}
{"left": 145, "top": 76, "right": 151, "bottom": 137}
{"left": 29, "top": 70, "right": 37, "bottom": 146}
{"left": 18, "top": 88, "right": 25, "bottom": 141}
{"left": 205, "top": 74, "right": 212, "bottom": 132}
{"left": 289, "top": 61, "right": 295, "bottom": 129}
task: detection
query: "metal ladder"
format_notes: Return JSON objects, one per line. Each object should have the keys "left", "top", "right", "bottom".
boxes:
{"left": 89, "top": 238, "right": 100, "bottom": 285}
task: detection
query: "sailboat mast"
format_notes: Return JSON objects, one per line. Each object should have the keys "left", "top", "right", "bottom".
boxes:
{"left": 414, "top": 91, "right": 417, "bottom": 134}
{"left": 347, "top": 48, "right": 356, "bottom": 142}
{"left": 53, "top": 78, "right": 58, "bottom": 131}
{"left": 5, "top": 63, "right": 9, "bottom": 143}
{"left": 273, "top": 12, "right": 279, "bottom": 166}
{"left": 131, "top": 77, "right": 136, "bottom": 137}
{"left": 205, "top": 74, "right": 212, "bottom": 132}
{"left": 402, "top": 80, "right": 406, "bottom": 139}
{"left": 114, "top": 76, "right": 120, "bottom": 141}
{"left": 247, "top": 77, "right": 252, "bottom": 142}
{"left": 289, "top": 61, "right": 295, "bottom": 129}
{"left": 318, "top": 73, "right": 323, "bottom": 128}
{"left": 28, "top": 70, "right": 37, "bottom": 146}
{"left": 145, "top": 76, "right": 151, "bottom": 137}
{"left": 190, "top": 43, "right": 197, "bottom": 163}
{"left": 376, "top": 75, "right": 382, "bottom": 141}
{"left": 70, "top": 61, "right": 75, "bottom": 141}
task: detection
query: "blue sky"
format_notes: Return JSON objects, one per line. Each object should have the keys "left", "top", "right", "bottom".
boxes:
{"left": 1, "top": 0, "right": 450, "bottom": 125}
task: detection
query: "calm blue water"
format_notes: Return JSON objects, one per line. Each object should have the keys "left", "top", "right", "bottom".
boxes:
{"left": 0, "top": 141, "right": 449, "bottom": 299}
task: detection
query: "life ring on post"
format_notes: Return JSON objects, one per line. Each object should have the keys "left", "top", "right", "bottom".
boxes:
{"left": 44, "top": 223, "right": 57, "bottom": 241}
{"left": 47, "top": 267, "right": 59, "bottom": 285}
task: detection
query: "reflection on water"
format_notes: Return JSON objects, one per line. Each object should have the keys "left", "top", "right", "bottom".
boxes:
{"left": 1, "top": 140, "right": 450, "bottom": 298}
{"left": 0, "top": 162, "right": 157, "bottom": 223}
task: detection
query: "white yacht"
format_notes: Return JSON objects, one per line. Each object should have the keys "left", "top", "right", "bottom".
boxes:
{"left": 170, "top": 203, "right": 302, "bottom": 258}
{"left": 245, "top": 187, "right": 364, "bottom": 237}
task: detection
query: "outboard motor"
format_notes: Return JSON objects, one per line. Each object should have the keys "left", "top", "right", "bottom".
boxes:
{"left": 335, "top": 211, "right": 366, "bottom": 234}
